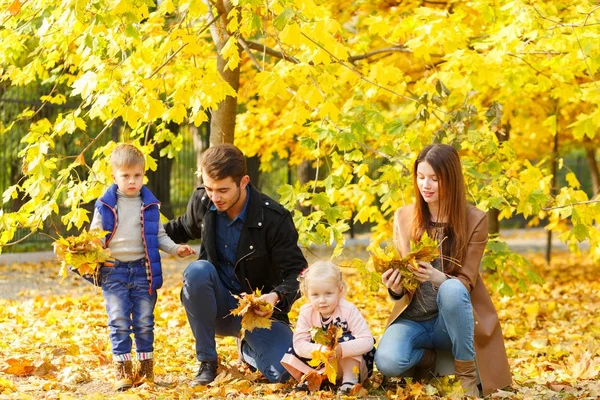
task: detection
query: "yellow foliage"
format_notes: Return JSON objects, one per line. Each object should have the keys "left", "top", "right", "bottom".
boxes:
{"left": 369, "top": 232, "right": 441, "bottom": 293}
{"left": 229, "top": 289, "right": 274, "bottom": 336}
{"left": 52, "top": 229, "right": 110, "bottom": 280}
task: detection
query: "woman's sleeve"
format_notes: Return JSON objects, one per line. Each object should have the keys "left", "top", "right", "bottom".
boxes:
{"left": 453, "top": 212, "right": 488, "bottom": 292}
{"left": 293, "top": 309, "right": 324, "bottom": 359}
{"left": 337, "top": 307, "right": 375, "bottom": 358}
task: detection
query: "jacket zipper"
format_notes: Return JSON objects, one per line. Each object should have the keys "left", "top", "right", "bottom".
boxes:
{"left": 233, "top": 247, "right": 255, "bottom": 288}
{"left": 141, "top": 202, "right": 159, "bottom": 294}
{"left": 100, "top": 200, "right": 118, "bottom": 246}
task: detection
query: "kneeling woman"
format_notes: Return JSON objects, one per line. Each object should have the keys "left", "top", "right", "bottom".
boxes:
{"left": 375, "top": 144, "right": 511, "bottom": 397}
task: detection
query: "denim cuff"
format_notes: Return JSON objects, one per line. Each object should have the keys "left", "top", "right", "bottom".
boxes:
{"left": 113, "top": 353, "right": 132, "bottom": 362}
{"left": 137, "top": 352, "right": 154, "bottom": 360}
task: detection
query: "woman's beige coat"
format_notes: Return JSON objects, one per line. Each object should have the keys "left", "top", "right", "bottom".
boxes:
{"left": 387, "top": 204, "right": 512, "bottom": 396}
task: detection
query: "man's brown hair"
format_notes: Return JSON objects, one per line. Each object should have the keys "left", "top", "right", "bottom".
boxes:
{"left": 200, "top": 144, "right": 247, "bottom": 184}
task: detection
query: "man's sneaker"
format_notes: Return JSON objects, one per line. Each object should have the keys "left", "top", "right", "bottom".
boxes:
{"left": 134, "top": 359, "right": 154, "bottom": 385}
{"left": 190, "top": 361, "right": 218, "bottom": 386}
{"left": 114, "top": 360, "right": 133, "bottom": 391}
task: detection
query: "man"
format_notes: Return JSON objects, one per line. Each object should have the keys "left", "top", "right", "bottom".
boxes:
{"left": 165, "top": 144, "right": 307, "bottom": 386}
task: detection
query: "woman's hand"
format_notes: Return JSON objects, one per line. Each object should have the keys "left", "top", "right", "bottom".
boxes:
{"left": 382, "top": 268, "right": 403, "bottom": 296}
{"left": 410, "top": 261, "right": 447, "bottom": 287}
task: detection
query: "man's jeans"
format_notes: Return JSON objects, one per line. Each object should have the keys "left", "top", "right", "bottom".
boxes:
{"left": 375, "top": 279, "right": 476, "bottom": 377}
{"left": 181, "top": 260, "right": 292, "bottom": 383}
{"left": 101, "top": 259, "right": 157, "bottom": 360}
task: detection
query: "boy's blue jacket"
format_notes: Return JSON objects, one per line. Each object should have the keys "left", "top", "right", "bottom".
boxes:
{"left": 95, "top": 184, "right": 163, "bottom": 292}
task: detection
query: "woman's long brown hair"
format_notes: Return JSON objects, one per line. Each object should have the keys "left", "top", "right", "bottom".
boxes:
{"left": 412, "top": 144, "right": 468, "bottom": 271}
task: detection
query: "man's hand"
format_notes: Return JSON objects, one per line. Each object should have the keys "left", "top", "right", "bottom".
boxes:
{"left": 176, "top": 245, "right": 197, "bottom": 257}
{"left": 253, "top": 292, "right": 278, "bottom": 317}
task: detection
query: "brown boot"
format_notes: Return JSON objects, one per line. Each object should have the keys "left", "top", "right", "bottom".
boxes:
{"left": 454, "top": 359, "right": 480, "bottom": 397}
{"left": 135, "top": 358, "right": 154, "bottom": 386}
{"left": 414, "top": 349, "right": 436, "bottom": 380}
{"left": 114, "top": 361, "right": 133, "bottom": 391}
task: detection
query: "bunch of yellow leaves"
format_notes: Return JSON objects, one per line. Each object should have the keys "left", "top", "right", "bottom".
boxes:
{"left": 230, "top": 289, "right": 274, "bottom": 338}
{"left": 53, "top": 229, "right": 110, "bottom": 281}
{"left": 370, "top": 232, "right": 441, "bottom": 294}
{"left": 306, "top": 324, "right": 342, "bottom": 387}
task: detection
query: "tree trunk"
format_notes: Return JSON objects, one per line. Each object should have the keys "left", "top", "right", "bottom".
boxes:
{"left": 546, "top": 109, "right": 559, "bottom": 263}
{"left": 208, "top": 0, "right": 240, "bottom": 146}
{"left": 191, "top": 123, "right": 209, "bottom": 187}
{"left": 246, "top": 156, "right": 260, "bottom": 189}
{"left": 297, "top": 160, "right": 317, "bottom": 216}
{"left": 146, "top": 122, "right": 177, "bottom": 219}
{"left": 488, "top": 123, "right": 510, "bottom": 236}
{"left": 585, "top": 145, "right": 600, "bottom": 198}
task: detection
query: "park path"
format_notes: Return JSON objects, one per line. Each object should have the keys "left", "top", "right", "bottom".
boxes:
{"left": 0, "top": 228, "right": 581, "bottom": 300}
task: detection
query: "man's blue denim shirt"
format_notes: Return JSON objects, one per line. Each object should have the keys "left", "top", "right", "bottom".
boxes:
{"left": 212, "top": 186, "right": 250, "bottom": 293}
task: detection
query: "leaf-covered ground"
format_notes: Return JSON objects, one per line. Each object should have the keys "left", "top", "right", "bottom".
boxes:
{"left": 0, "top": 246, "right": 599, "bottom": 399}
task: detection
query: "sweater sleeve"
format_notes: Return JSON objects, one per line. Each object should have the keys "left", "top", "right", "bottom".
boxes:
{"left": 293, "top": 308, "right": 324, "bottom": 359}
{"left": 89, "top": 209, "right": 106, "bottom": 246}
{"left": 157, "top": 221, "right": 180, "bottom": 255}
{"left": 337, "top": 305, "right": 374, "bottom": 358}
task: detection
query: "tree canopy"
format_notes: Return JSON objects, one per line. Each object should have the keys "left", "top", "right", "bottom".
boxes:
{"left": 1, "top": 0, "right": 600, "bottom": 292}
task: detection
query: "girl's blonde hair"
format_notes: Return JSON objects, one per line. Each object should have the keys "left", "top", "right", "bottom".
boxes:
{"left": 299, "top": 261, "right": 347, "bottom": 297}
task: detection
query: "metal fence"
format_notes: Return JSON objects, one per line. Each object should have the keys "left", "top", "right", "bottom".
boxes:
{"left": 0, "top": 84, "right": 198, "bottom": 252}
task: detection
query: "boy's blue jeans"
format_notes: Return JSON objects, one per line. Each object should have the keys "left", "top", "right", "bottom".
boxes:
{"left": 100, "top": 259, "right": 157, "bottom": 361}
{"left": 375, "top": 279, "right": 476, "bottom": 377}
{"left": 181, "top": 260, "right": 292, "bottom": 383}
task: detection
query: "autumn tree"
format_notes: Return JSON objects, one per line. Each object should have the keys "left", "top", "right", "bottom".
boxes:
{"left": 1, "top": 0, "right": 600, "bottom": 292}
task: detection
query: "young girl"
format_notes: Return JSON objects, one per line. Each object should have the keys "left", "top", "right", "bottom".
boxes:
{"left": 374, "top": 144, "right": 511, "bottom": 397}
{"left": 281, "top": 261, "right": 375, "bottom": 395}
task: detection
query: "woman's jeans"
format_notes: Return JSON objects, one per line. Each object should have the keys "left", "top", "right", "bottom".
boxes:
{"left": 375, "top": 279, "right": 475, "bottom": 377}
{"left": 101, "top": 259, "right": 157, "bottom": 361}
{"left": 181, "top": 260, "right": 292, "bottom": 383}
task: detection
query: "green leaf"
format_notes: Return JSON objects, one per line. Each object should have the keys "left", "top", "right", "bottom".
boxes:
{"left": 273, "top": 8, "right": 295, "bottom": 30}
{"left": 435, "top": 80, "right": 451, "bottom": 97}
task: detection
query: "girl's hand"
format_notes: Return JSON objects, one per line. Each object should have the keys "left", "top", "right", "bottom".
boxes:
{"left": 410, "top": 261, "right": 447, "bottom": 287}
{"left": 382, "top": 268, "right": 403, "bottom": 296}
{"left": 328, "top": 345, "right": 343, "bottom": 361}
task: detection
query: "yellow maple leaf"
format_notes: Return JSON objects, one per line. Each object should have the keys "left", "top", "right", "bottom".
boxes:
{"left": 230, "top": 289, "right": 274, "bottom": 335}
{"left": 369, "top": 232, "right": 444, "bottom": 294}
{"left": 53, "top": 229, "right": 110, "bottom": 280}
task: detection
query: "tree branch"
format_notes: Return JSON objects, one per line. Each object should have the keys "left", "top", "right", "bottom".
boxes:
{"left": 506, "top": 53, "right": 551, "bottom": 78}
{"left": 147, "top": 12, "right": 222, "bottom": 79}
{"left": 543, "top": 199, "right": 600, "bottom": 211}
{"left": 347, "top": 46, "right": 412, "bottom": 62}
{"left": 244, "top": 39, "right": 300, "bottom": 64}
{"left": 238, "top": 37, "right": 263, "bottom": 71}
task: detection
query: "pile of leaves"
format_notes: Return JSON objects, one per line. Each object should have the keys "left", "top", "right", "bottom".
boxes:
{"left": 1, "top": 248, "right": 600, "bottom": 399}
{"left": 369, "top": 233, "right": 441, "bottom": 293}
{"left": 229, "top": 289, "right": 274, "bottom": 337}
{"left": 52, "top": 229, "right": 110, "bottom": 281}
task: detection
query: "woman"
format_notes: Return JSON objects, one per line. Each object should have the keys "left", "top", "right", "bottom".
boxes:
{"left": 374, "top": 144, "right": 511, "bottom": 397}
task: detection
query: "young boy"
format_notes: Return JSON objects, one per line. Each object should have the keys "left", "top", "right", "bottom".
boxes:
{"left": 89, "top": 143, "right": 195, "bottom": 391}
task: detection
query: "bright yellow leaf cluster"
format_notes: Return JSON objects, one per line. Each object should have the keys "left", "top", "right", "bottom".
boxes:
{"left": 229, "top": 289, "right": 274, "bottom": 337}
{"left": 369, "top": 232, "right": 441, "bottom": 294}
{"left": 52, "top": 229, "right": 110, "bottom": 281}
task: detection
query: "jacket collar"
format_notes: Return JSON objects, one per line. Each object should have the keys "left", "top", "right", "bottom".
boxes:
{"left": 201, "top": 183, "right": 264, "bottom": 228}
